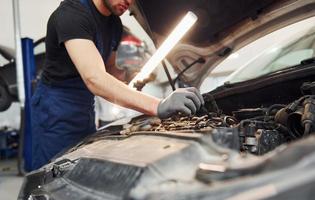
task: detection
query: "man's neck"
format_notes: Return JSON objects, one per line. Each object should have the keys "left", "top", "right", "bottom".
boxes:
{"left": 92, "top": 0, "right": 111, "bottom": 16}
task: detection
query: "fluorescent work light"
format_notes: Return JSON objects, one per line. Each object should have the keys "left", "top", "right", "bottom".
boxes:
{"left": 128, "top": 11, "right": 198, "bottom": 88}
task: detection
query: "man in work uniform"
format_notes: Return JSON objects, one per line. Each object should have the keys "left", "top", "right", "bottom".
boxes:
{"left": 31, "top": 0, "right": 204, "bottom": 169}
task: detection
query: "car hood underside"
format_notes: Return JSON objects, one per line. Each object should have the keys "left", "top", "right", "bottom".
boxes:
{"left": 130, "top": 0, "right": 315, "bottom": 87}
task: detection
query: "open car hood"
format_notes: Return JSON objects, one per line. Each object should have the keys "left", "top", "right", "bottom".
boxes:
{"left": 130, "top": 0, "right": 315, "bottom": 87}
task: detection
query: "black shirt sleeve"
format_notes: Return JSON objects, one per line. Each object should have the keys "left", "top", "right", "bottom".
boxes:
{"left": 53, "top": 5, "right": 95, "bottom": 45}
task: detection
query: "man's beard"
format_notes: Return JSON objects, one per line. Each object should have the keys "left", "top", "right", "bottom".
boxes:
{"left": 102, "top": 0, "right": 116, "bottom": 15}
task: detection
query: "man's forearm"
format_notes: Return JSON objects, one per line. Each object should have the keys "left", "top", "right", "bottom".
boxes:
{"left": 64, "top": 39, "right": 161, "bottom": 115}
{"left": 84, "top": 71, "right": 161, "bottom": 116}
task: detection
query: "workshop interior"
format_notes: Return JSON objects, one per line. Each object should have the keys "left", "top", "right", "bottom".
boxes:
{"left": 1, "top": 0, "right": 315, "bottom": 199}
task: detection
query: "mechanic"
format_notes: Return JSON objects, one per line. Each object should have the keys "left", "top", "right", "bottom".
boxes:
{"left": 31, "top": 0, "right": 204, "bottom": 169}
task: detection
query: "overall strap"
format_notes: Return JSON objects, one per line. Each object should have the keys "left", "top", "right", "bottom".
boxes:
{"left": 79, "top": 0, "right": 104, "bottom": 56}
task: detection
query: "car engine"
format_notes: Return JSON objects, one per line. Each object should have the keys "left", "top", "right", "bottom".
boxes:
{"left": 119, "top": 82, "right": 315, "bottom": 156}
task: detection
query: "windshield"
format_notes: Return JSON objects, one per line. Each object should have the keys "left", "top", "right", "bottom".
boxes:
{"left": 202, "top": 16, "right": 315, "bottom": 89}
{"left": 226, "top": 28, "right": 315, "bottom": 83}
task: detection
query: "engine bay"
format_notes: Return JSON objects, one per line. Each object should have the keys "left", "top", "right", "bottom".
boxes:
{"left": 19, "top": 70, "right": 315, "bottom": 200}
{"left": 119, "top": 81, "right": 315, "bottom": 156}
{"left": 20, "top": 87, "right": 315, "bottom": 200}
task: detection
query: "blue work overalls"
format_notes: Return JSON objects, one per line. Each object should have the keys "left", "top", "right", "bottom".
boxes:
{"left": 31, "top": 0, "right": 118, "bottom": 170}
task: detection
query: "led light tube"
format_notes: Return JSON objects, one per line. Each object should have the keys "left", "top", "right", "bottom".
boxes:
{"left": 128, "top": 11, "right": 198, "bottom": 88}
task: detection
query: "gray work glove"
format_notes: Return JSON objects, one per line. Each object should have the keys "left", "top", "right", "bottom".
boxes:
{"left": 157, "top": 87, "right": 205, "bottom": 119}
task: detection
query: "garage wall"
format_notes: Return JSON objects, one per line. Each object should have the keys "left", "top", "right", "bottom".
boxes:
{"left": 0, "top": 0, "right": 61, "bottom": 48}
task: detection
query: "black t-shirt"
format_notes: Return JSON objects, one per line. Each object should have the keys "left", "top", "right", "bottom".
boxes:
{"left": 42, "top": 0, "right": 123, "bottom": 84}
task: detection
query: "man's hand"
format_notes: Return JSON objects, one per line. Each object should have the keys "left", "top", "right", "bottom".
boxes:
{"left": 157, "top": 87, "right": 204, "bottom": 119}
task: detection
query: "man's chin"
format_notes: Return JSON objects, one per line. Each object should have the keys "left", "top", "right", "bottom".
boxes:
{"left": 114, "top": 10, "right": 126, "bottom": 16}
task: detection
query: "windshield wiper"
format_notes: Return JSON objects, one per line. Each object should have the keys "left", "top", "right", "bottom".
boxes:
{"left": 300, "top": 57, "right": 315, "bottom": 65}
{"left": 162, "top": 57, "right": 205, "bottom": 91}
{"left": 173, "top": 57, "right": 205, "bottom": 87}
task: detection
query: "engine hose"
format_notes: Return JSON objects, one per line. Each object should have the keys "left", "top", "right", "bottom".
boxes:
{"left": 266, "top": 104, "right": 286, "bottom": 116}
{"left": 302, "top": 96, "right": 315, "bottom": 136}
{"left": 304, "top": 123, "right": 311, "bottom": 137}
